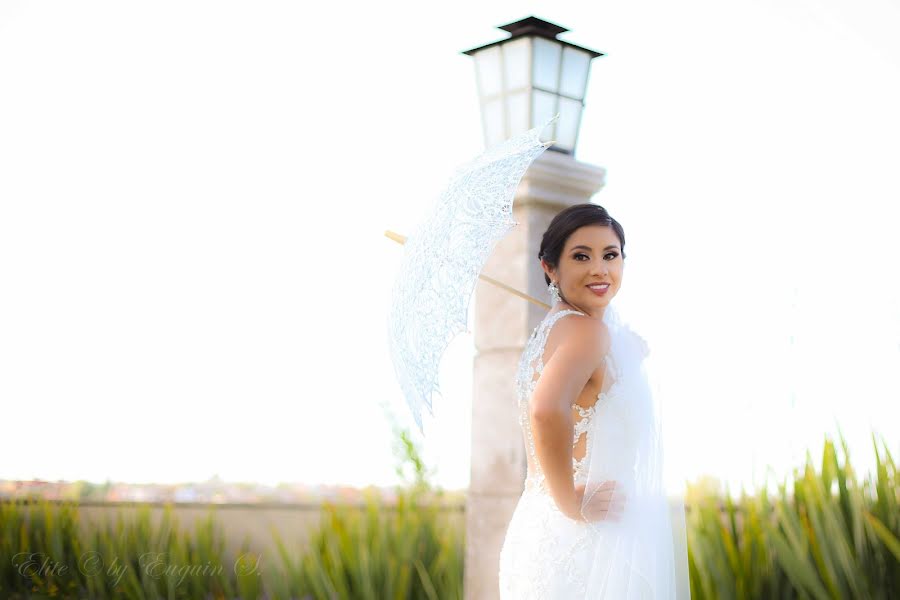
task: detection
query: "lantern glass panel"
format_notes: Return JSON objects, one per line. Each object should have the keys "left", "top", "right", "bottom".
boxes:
{"left": 507, "top": 90, "right": 528, "bottom": 135}
{"left": 502, "top": 37, "right": 531, "bottom": 92}
{"left": 559, "top": 47, "right": 591, "bottom": 100}
{"left": 556, "top": 97, "right": 582, "bottom": 151}
{"left": 532, "top": 37, "right": 561, "bottom": 93}
{"left": 531, "top": 89, "right": 557, "bottom": 134}
{"left": 475, "top": 46, "right": 502, "bottom": 98}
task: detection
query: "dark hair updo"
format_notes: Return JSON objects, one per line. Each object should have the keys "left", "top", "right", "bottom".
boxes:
{"left": 538, "top": 203, "right": 626, "bottom": 286}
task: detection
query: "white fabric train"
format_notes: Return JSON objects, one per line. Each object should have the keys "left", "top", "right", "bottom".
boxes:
{"left": 579, "top": 302, "right": 690, "bottom": 598}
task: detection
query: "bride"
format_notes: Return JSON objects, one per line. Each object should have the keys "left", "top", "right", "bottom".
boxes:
{"left": 498, "top": 203, "right": 690, "bottom": 599}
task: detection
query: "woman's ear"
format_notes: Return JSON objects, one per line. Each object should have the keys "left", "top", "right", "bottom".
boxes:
{"left": 540, "top": 259, "right": 554, "bottom": 280}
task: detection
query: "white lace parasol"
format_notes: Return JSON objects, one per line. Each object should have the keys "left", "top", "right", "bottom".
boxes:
{"left": 386, "top": 113, "right": 559, "bottom": 434}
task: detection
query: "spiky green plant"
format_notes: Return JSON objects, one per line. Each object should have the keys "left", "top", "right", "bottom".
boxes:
{"left": 0, "top": 498, "right": 244, "bottom": 599}
{"left": 0, "top": 423, "right": 464, "bottom": 600}
{"left": 687, "top": 430, "right": 899, "bottom": 599}
{"left": 272, "top": 426, "right": 465, "bottom": 600}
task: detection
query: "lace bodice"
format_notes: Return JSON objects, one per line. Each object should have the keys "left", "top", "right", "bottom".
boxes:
{"left": 514, "top": 309, "right": 608, "bottom": 495}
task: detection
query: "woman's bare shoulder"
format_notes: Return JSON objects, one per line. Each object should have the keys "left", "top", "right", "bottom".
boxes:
{"left": 546, "top": 311, "right": 609, "bottom": 362}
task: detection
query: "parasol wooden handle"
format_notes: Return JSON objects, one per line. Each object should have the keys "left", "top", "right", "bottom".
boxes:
{"left": 384, "top": 229, "right": 550, "bottom": 310}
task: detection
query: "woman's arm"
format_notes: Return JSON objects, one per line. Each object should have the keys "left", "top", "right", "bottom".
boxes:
{"left": 528, "top": 315, "right": 606, "bottom": 520}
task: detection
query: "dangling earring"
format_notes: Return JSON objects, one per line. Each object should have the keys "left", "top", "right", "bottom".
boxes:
{"left": 548, "top": 280, "right": 561, "bottom": 306}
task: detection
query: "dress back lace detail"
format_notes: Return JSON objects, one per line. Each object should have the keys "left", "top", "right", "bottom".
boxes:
{"left": 514, "top": 309, "right": 617, "bottom": 495}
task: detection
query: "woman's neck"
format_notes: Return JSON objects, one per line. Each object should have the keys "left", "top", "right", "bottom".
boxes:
{"left": 554, "top": 301, "right": 605, "bottom": 321}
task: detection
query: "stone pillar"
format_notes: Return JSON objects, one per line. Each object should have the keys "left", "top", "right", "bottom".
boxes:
{"left": 464, "top": 150, "right": 606, "bottom": 599}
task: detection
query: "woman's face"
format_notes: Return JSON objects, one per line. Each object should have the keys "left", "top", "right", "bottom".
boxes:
{"left": 542, "top": 224, "right": 624, "bottom": 315}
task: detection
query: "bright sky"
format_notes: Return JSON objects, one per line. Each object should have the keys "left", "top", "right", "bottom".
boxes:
{"left": 1, "top": 0, "right": 898, "bottom": 496}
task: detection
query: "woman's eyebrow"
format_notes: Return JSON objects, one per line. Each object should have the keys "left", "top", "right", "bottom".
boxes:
{"left": 570, "top": 244, "right": 620, "bottom": 252}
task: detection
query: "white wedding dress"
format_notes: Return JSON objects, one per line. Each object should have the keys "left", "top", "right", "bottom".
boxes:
{"left": 498, "top": 307, "right": 690, "bottom": 599}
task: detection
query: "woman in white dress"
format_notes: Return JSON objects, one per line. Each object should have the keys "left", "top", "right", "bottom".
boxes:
{"left": 498, "top": 203, "right": 690, "bottom": 599}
